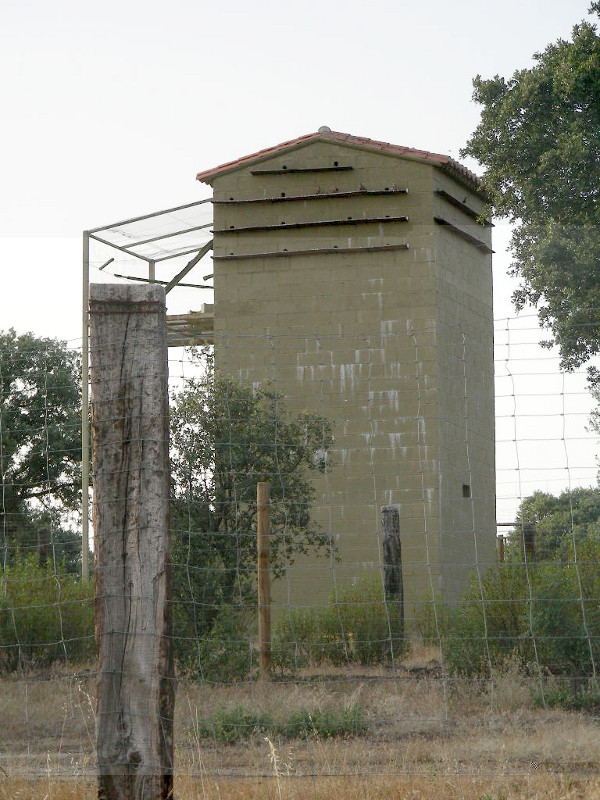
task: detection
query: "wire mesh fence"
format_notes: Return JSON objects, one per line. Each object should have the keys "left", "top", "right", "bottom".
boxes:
{"left": 2, "top": 309, "right": 600, "bottom": 799}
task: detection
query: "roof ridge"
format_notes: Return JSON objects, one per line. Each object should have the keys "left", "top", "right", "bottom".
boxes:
{"left": 196, "top": 130, "right": 481, "bottom": 192}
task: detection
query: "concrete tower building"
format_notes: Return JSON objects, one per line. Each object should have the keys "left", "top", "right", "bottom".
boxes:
{"left": 197, "top": 130, "right": 496, "bottom": 611}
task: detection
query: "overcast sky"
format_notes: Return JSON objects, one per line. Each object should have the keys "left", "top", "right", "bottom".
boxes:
{"left": 1, "top": 0, "right": 594, "bottom": 331}
{"left": 1, "top": 0, "right": 597, "bottom": 516}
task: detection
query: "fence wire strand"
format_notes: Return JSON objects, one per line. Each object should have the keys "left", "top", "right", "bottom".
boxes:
{"left": 1, "top": 320, "right": 600, "bottom": 798}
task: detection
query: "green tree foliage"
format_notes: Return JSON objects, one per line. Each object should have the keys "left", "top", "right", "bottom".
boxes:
{"left": 461, "top": 6, "right": 600, "bottom": 375}
{"left": 424, "top": 487, "right": 600, "bottom": 683}
{"left": 440, "top": 552, "right": 600, "bottom": 685}
{"left": 510, "top": 487, "right": 600, "bottom": 562}
{"left": 0, "top": 555, "right": 94, "bottom": 672}
{"left": 273, "top": 572, "right": 407, "bottom": 671}
{"left": 0, "top": 330, "right": 82, "bottom": 568}
{"left": 169, "top": 351, "right": 335, "bottom": 675}
{"left": 436, "top": 540, "right": 600, "bottom": 682}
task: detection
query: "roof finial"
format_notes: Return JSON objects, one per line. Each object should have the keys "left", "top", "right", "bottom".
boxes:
{"left": 318, "top": 125, "right": 332, "bottom": 133}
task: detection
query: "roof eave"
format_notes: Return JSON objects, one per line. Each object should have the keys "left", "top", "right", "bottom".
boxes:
{"left": 196, "top": 131, "right": 485, "bottom": 198}
{"left": 196, "top": 133, "right": 333, "bottom": 184}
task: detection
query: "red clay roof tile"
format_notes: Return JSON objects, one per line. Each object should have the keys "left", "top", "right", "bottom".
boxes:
{"left": 196, "top": 130, "right": 482, "bottom": 194}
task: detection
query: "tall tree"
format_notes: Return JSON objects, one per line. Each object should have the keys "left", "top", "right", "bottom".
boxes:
{"left": 169, "top": 350, "right": 335, "bottom": 672}
{"left": 461, "top": 5, "right": 600, "bottom": 377}
{"left": 0, "top": 330, "right": 82, "bottom": 566}
{"left": 510, "top": 487, "right": 600, "bottom": 562}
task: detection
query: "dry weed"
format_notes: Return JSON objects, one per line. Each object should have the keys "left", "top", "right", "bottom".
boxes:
{"left": 2, "top": 651, "right": 600, "bottom": 798}
{"left": 3, "top": 773, "right": 600, "bottom": 800}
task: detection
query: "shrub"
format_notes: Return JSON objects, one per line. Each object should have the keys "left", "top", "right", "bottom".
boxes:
{"left": 413, "top": 591, "right": 451, "bottom": 644}
{"left": 0, "top": 555, "right": 95, "bottom": 672}
{"left": 194, "top": 703, "right": 367, "bottom": 743}
{"left": 440, "top": 564, "right": 532, "bottom": 676}
{"left": 428, "top": 538, "right": 600, "bottom": 681}
{"left": 280, "top": 704, "right": 367, "bottom": 739}
{"left": 200, "top": 705, "right": 274, "bottom": 744}
{"left": 194, "top": 607, "right": 255, "bottom": 682}
{"left": 273, "top": 572, "right": 407, "bottom": 670}
{"left": 532, "top": 676, "right": 600, "bottom": 711}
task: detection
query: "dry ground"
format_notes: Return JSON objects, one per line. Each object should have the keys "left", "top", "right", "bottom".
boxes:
{"left": 1, "top": 647, "right": 600, "bottom": 799}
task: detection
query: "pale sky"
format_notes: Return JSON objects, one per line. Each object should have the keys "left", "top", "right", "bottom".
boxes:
{"left": 1, "top": 0, "right": 598, "bottom": 519}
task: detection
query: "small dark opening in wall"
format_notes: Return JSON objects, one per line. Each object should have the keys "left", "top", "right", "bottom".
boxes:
{"left": 462, "top": 484, "right": 471, "bottom": 499}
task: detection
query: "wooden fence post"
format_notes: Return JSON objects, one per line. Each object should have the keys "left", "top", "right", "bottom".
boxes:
{"left": 381, "top": 505, "right": 404, "bottom": 645}
{"left": 497, "top": 534, "right": 505, "bottom": 565}
{"left": 257, "top": 482, "right": 271, "bottom": 678}
{"left": 90, "top": 284, "right": 174, "bottom": 800}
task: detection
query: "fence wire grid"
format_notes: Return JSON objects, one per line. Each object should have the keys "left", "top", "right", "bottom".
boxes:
{"left": 1, "top": 315, "right": 600, "bottom": 800}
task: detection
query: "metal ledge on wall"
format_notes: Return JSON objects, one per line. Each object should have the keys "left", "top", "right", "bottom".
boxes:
{"left": 213, "top": 243, "right": 410, "bottom": 261}
{"left": 250, "top": 165, "right": 354, "bottom": 175}
{"left": 435, "top": 190, "right": 492, "bottom": 227}
{"left": 214, "top": 216, "right": 409, "bottom": 234}
{"left": 213, "top": 188, "right": 408, "bottom": 205}
{"left": 434, "top": 217, "right": 493, "bottom": 254}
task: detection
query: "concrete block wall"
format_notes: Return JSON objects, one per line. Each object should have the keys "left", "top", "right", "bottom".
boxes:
{"left": 203, "top": 136, "right": 496, "bottom": 613}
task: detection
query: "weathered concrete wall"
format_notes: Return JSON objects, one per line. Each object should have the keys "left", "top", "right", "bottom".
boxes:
{"left": 208, "top": 139, "right": 495, "bottom": 613}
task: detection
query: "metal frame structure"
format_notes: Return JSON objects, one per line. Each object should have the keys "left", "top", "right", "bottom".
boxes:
{"left": 82, "top": 200, "right": 215, "bottom": 580}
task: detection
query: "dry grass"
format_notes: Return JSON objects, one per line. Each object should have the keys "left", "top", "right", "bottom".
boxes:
{"left": 3, "top": 773, "right": 600, "bottom": 800}
{"left": 2, "top": 649, "right": 600, "bottom": 799}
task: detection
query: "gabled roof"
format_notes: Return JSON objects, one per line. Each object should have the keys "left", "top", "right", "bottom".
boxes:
{"left": 196, "top": 129, "right": 483, "bottom": 195}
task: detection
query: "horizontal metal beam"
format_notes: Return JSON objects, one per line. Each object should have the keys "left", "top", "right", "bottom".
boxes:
{"left": 434, "top": 217, "right": 493, "bottom": 254}
{"left": 118, "top": 222, "right": 213, "bottom": 250}
{"left": 213, "top": 243, "right": 409, "bottom": 261}
{"left": 88, "top": 232, "right": 151, "bottom": 262}
{"left": 89, "top": 231, "right": 212, "bottom": 265}
{"left": 113, "top": 273, "right": 212, "bottom": 290}
{"left": 153, "top": 244, "right": 213, "bottom": 263}
{"left": 214, "top": 216, "right": 409, "bottom": 235}
{"left": 165, "top": 240, "right": 213, "bottom": 293}
{"left": 435, "top": 190, "right": 492, "bottom": 226}
{"left": 213, "top": 188, "right": 408, "bottom": 205}
{"left": 251, "top": 165, "right": 353, "bottom": 175}
{"left": 88, "top": 198, "right": 211, "bottom": 235}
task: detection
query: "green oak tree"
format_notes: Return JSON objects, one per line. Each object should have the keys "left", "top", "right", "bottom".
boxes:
{"left": 509, "top": 487, "right": 600, "bottom": 562}
{"left": 169, "top": 350, "right": 335, "bottom": 675}
{"left": 0, "top": 330, "right": 82, "bottom": 569}
{"left": 461, "top": 5, "right": 600, "bottom": 377}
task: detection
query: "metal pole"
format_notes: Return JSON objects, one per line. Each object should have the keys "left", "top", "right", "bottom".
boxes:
{"left": 164, "top": 241, "right": 213, "bottom": 294}
{"left": 149, "top": 260, "right": 156, "bottom": 283}
{"left": 81, "top": 232, "right": 90, "bottom": 582}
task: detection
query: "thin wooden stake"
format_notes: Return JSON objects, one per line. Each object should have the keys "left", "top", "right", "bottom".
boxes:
{"left": 257, "top": 482, "right": 271, "bottom": 678}
{"left": 90, "top": 283, "right": 174, "bottom": 800}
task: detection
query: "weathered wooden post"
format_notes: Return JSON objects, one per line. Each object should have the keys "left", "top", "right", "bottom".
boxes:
{"left": 257, "top": 482, "right": 271, "bottom": 678}
{"left": 90, "top": 284, "right": 174, "bottom": 800}
{"left": 381, "top": 505, "right": 404, "bottom": 649}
